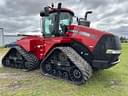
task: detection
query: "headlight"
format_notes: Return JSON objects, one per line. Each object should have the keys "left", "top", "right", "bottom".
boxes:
{"left": 106, "top": 49, "right": 121, "bottom": 54}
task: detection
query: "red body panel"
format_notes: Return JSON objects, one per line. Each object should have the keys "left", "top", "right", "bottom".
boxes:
{"left": 17, "top": 36, "right": 72, "bottom": 60}
{"left": 16, "top": 25, "right": 112, "bottom": 60}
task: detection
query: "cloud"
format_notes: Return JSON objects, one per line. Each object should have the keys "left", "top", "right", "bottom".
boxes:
{"left": 0, "top": 0, "right": 128, "bottom": 37}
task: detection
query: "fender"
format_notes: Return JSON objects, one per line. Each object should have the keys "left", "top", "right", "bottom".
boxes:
{"left": 16, "top": 36, "right": 44, "bottom": 52}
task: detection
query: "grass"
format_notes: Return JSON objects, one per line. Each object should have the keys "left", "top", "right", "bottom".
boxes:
{"left": 0, "top": 44, "right": 128, "bottom": 96}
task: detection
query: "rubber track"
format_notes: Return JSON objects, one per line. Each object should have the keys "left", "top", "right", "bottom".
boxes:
{"left": 41, "top": 46, "right": 93, "bottom": 84}
{"left": 16, "top": 46, "right": 39, "bottom": 70}
{"left": 2, "top": 46, "right": 39, "bottom": 70}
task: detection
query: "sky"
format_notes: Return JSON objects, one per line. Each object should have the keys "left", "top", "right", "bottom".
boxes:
{"left": 0, "top": 0, "right": 128, "bottom": 37}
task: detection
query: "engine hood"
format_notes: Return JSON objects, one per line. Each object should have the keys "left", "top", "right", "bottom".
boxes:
{"left": 67, "top": 25, "right": 113, "bottom": 52}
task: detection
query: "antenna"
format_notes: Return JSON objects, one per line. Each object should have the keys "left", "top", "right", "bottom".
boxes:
{"left": 58, "top": 3, "right": 62, "bottom": 9}
{"left": 51, "top": 3, "right": 54, "bottom": 8}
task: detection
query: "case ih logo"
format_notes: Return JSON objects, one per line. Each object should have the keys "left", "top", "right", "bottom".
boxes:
{"left": 70, "top": 29, "right": 97, "bottom": 40}
{"left": 79, "top": 31, "right": 97, "bottom": 40}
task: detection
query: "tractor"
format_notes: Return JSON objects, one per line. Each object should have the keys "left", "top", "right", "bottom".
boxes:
{"left": 2, "top": 3, "right": 121, "bottom": 84}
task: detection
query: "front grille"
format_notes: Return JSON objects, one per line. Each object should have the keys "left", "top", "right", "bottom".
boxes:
{"left": 93, "top": 35, "right": 121, "bottom": 61}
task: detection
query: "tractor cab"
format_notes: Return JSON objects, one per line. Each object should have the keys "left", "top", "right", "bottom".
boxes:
{"left": 40, "top": 3, "right": 74, "bottom": 37}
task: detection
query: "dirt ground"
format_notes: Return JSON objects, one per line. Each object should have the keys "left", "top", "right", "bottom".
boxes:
{"left": 0, "top": 49, "right": 9, "bottom": 67}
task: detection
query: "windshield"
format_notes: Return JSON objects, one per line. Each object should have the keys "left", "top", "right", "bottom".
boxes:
{"left": 42, "top": 12, "right": 73, "bottom": 37}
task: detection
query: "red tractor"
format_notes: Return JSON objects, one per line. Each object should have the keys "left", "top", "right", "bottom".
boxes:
{"left": 2, "top": 3, "right": 121, "bottom": 84}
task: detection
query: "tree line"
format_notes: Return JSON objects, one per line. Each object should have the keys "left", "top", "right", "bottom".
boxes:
{"left": 120, "top": 36, "right": 128, "bottom": 43}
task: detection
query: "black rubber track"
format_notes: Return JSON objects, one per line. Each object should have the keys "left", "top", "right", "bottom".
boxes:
{"left": 40, "top": 47, "right": 93, "bottom": 85}
{"left": 2, "top": 46, "right": 39, "bottom": 71}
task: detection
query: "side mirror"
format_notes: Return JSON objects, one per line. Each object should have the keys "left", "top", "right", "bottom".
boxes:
{"left": 40, "top": 11, "right": 45, "bottom": 17}
{"left": 40, "top": 7, "right": 49, "bottom": 17}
